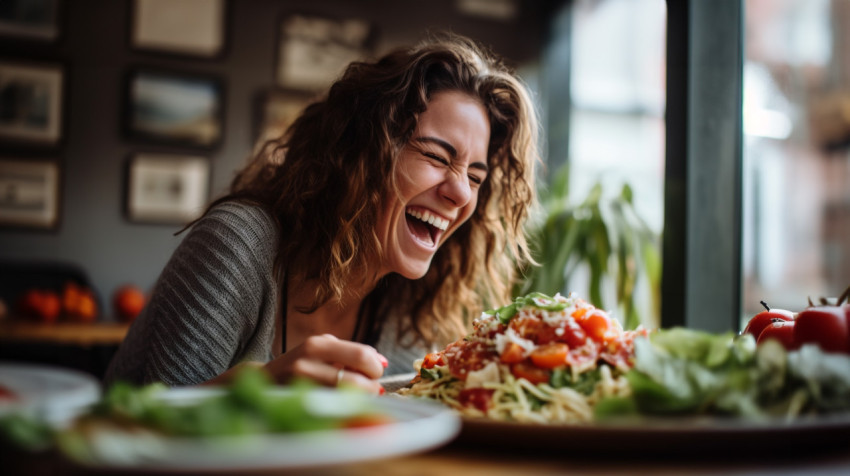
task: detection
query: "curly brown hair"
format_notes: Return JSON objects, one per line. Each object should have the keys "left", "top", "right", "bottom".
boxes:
{"left": 211, "top": 33, "right": 539, "bottom": 347}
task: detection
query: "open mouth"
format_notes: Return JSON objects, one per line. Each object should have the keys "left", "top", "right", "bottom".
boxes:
{"left": 405, "top": 208, "right": 448, "bottom": 247}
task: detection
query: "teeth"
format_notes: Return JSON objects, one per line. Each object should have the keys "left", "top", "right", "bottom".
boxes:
{"left": 407, "top": 209, "right": 448, "bottom": 231}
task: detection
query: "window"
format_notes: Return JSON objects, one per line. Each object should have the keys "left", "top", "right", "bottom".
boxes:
{"left": 742, "top": 0, "right": 850, "bottom": 321}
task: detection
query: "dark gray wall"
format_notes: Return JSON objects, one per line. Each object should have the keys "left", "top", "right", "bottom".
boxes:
{"left": 0, "top": 0, "right": 555, "bottom": 317}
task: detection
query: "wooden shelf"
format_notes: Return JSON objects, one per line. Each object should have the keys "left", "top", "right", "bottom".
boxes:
{"left": 0, "top": 321, "right": 130, "bottom": 346}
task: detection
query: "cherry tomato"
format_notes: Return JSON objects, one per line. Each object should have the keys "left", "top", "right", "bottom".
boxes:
{"left": 422, "top": 352, "right": 444, "bottom": 369}
{"left": 757, "top": 320, "right": 798, "bottom": 350}
{"left": 510, "top": 361, "right": 550, "bottom": 385}
{"left": 499, "top": 342, "right": 525, "bottom": 364}
{"left": 555, "top": 320, "right": 589, "bottom": 348}
{"left": 340, "top": 414, "right": 395, "bottom": 429}
{"left": 577, "top": 312, "right": 619, "bottom": 343}
{"left": 794, "top": 306, "right": 850, "bottom": 354}
{"left": 743, "top": 309, "right": 793, "bottom": 340}
{"left": 529, "top": 343, "right": 569, "bottom": 369}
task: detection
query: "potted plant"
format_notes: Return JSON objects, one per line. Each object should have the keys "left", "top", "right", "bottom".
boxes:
{"left": 516, "top": 166, "right": 661, "bottom": 330}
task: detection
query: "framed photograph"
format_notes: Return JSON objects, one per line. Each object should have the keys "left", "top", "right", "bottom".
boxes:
{"left": 0, "top": 0, "right": 61, "bottom": 42}
{"left": 125, "top": 69, "right": 224, "bottom": 149}
{"left": 0, "top": 61, "right": 64, "bottom": 146}
{"left": 275, "top": 14, "right": 375, "bottom": 92}
{"left": 253, "top": 88, "right": 314, "bottom": 146}
{"left": 126, "top": 153, "right": 210, "bottom": 225}
{"left": 130, "top": 0, "right": 226, "bottom": 58}
{"left": 0, "top": 158, "right": 60, "bottom": 230}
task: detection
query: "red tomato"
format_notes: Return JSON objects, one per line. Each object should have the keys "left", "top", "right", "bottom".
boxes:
{"left": 794, "top": 306, "right": 850, "bottom": 354}
{"left": 499, "top": 342, "right": 525, "bottom": 364}
{"left": 112, "top": 284, "right": 146, "bottom": 322}
{"left": 578, "top": 312, "right": 619, "bottom": 343}
{"left": 340, "top": 414, "right": 394, "bottom": 429}
{"left": 17, "top": 289, "right": 61, "bottom": 323}
{"left": 743, "top": 309, "right": 793, "bottom": 340}
{"left": 510, "top": 361, "right": 550, "bottom": 385}
{"left": 458, "top": 388, "right": 495, "bottom": 413}
{"left": 421, "top": 352, "right": 444, "bottom": 369}
{"left": 757, "top": 320, "right": 798, "bottom": 350}
{"left": 558, "top": 321, "right": 590, "bottom": 348}
{"left": 529, "top": 343, "right": 568, "bottom": 369}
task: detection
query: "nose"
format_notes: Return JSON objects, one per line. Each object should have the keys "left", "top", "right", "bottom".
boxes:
{"left": 439, "top": 170, "right": 472, "bottom": 207}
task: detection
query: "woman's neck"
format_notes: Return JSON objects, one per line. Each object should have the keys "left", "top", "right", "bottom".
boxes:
{"left": 284, "top": 277, "right": 377, "bottom": 351}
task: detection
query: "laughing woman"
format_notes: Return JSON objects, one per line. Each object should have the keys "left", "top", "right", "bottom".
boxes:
{"left": 104, "top": 34, "right": 539, "bottom": 394}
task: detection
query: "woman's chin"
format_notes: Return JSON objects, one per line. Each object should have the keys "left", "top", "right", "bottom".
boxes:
{"left": 396, "top": 262, "right": 432, "bottom": 280}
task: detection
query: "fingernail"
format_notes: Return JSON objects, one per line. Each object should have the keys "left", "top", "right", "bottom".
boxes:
{"left": 378, "top": 353, "right": 388, "bottom": 368}
{"left": 379, "top": 387, "right": 385, "bottom": 395}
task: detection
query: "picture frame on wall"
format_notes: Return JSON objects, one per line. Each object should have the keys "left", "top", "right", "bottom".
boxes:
{"left": 0, "top": 61, "right": 64, "bottom": 146}
{"left": 275, "top": 14, "right": 375, "bottom": 92}
{"left": 0, "top": 0, "right": 62, "bottom": 42}
{"left": 125, "top": 153, "right": 210, "bottom": 225}
{"left": 130, "top": 0, "right": 227, "bottom": 58}
{"left": 253, "top": 88, "right": 315, "bottom": 147}
{"left": 124, "top": 69, "right": 224, "bottom": 149}
{"left": 0, "top": 158, "right": 60, "bottom": 230}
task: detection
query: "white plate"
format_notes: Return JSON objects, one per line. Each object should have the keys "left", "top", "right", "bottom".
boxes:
{"left": 0, "top": 362, "right": 100, "bottom": 425}
{"left": 67, "top": 386, "right": 461, "bottom": 472}
{"left": 379, "top": 372, "right": 417, "bottom": 393}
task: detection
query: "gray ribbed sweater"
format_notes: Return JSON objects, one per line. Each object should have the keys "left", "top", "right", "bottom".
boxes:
{"left": 104, "top": 201, "right": 425, "bottom": 386}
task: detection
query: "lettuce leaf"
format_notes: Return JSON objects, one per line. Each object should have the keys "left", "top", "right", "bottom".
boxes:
{"left": 595, "top": 328, "right": 850, "bottom": 420}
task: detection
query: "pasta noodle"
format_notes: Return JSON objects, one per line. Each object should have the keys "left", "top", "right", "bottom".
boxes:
{"left": 399, "top": 292, "right": 646, "bottom": 423}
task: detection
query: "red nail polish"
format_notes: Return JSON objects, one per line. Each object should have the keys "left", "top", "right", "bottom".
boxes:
{"left": 379, "top": 387, "right": 385, "bottom": 395}
{"left": 378, "top": 354, "right": 388, "bottom": 368}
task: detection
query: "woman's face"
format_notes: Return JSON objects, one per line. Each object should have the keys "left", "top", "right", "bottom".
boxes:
{"left": 377, "top": 90, "right": 490, "bottom": 280}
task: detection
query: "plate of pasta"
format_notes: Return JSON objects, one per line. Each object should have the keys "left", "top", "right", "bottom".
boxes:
{"left": 396, "top": 292, "right": 850, "bottom": 454}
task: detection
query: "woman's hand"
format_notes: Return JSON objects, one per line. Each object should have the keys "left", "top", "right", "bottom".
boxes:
{"left": 263, "top": 334, "right": 388, "bottom": 394}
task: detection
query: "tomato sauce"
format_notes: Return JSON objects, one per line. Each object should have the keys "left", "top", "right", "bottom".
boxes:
{"left": 445, "top": 340, "right": 497, "bottom": 380}
{"left": 458, "top": 388, "right": 495, "bottom": 412}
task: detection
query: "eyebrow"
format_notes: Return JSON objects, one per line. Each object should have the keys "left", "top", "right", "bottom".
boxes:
{"left": 415, "top": 136, "right": 489, "bottom": 173}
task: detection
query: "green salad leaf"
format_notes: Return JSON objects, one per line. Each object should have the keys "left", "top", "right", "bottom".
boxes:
{"left": 2, "top": 365, "right": 386, "bottom": 463}
{"left": 595, "top": 328, "right": 850, "bottom": 420}
{"left": 85, "top": 367, "right": 376, "bottom": 437}
{"left": 485, "top": 292, "right": 569, "bottom": 324}
{"left": 550, "top": 367, "right": 601, "bottom": 396}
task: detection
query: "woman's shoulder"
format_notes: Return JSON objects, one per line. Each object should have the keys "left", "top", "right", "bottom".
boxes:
{"left": 207, "top": 200, "right": 273, "bottom": 222}
{"left": 202, "top": 200, "right": 275, "bottom": 232}
{"left": 189, "top": 200, "right": 278, "bottom": 251}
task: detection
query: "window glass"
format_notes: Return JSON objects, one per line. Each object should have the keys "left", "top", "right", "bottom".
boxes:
{"left": 742, "top": 0, "right": 850, "bottom": 324}
{"left": 567, "top": 0, "right": 666, "bottom": 327}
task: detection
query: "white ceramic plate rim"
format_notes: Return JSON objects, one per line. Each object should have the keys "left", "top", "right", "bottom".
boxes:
{"left": 71, "top": 386, "right": 461, "bottom": 471}
{"left": 0, "top": 362, "right": 100, "bottom": 425}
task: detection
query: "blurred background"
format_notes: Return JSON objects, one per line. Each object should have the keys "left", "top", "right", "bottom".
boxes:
{"left": 1, "top": 0, "right": 849, "bottom": 377}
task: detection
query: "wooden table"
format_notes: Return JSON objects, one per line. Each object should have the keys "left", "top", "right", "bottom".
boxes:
{"left": 0, "top": 321, "right": 130, "bottom": 346}
{"left": 327, "top": 443, "right": 850, "bottom": 476}
{"left": 0, "top": 321, "right": 129, "bottom": 379}
{"left": 7, "top": 437, "right": 847, "bottom": 476}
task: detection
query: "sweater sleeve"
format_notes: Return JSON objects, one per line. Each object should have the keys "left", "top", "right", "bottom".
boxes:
{"left": 104, "top": 202, "right": 279, "bottom": 386}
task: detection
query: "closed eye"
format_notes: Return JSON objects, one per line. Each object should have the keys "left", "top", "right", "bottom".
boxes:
{"left": 424, "top": 152, "right": 449, "bottom": 166}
